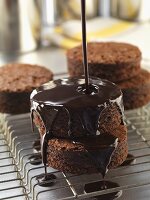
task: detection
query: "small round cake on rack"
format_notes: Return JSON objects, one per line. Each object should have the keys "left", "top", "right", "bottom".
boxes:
{"left": 67, "top": 42, "right": 141, "bottom": 83}
{"left": 118, "top": 69, "right": 150, "bottom": 110}
{"left": 0, "top": 63, "right": 53, "bottom": 114}
{"left": 31, "top": 77, "right": 128, "bottom": 175}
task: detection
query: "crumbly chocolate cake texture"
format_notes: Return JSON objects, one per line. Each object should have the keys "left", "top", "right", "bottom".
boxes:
{"left": 118, "top": 69, "right": 150, "bottom": 110}
{"left": 67, "top": 42, "right": 141, "bottom": 83}
{"left": 0, "top": 63, "right": 53, "bottom": 114}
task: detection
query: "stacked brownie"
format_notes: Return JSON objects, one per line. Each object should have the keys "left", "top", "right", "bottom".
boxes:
{"left": 31, "top": 77, "right": 128, "bottom": 174}
{"left": 0, "top": 63, "right": 53, "bottom": 114}
{"left": 118, "top": 69, "right": 150, "bottom": 109}
{"left": 67, "top": 42, "right": 150, "bottom": 110}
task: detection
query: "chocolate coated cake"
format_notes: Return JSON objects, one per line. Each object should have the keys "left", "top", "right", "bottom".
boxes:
{"left": 67, "top": 42, "right": 141, "bottom": 83}
{"left": 47, "top": 125, "right": 127, "bottom": 174}
{"left": 0, "top": 63, "right": 53, "bottom": 114}
{"left": 31, "top": 77, "right": 128, "bottom": 175}
{"left": 118, "top": 69, "right": 150, "bottom": 110}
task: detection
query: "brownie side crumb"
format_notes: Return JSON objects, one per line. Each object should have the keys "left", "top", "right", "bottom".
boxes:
{"left": 118, "top": 69, "right": 150, "bottom": 89}
{"left": 0, "top": 63, "right": 53, "bottom": 93}
{"left": 122, "top": 86, "right": 150, "bottom": 110}
{"left": 117, "top": 69, "right": 150, "bottom": 110}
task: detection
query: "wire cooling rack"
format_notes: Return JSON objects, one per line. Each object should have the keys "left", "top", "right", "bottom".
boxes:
{"left": 1, "top": 103, "right": 150, "bottom": 200}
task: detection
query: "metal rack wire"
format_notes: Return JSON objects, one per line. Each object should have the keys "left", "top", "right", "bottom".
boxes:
{"left": 1, "top": 103, "right": 150, "bottom": 200}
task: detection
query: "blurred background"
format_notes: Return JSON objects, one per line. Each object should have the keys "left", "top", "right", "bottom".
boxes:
{"left": 0, "top": 0, "right": 150, "bottom": 74}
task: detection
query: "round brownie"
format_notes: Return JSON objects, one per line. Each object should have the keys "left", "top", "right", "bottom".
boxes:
{"left": 118, "top": 69, "right": 150, "bottom": 110}
{"left": 67, "top": 42, "right": 141, "bottom": 83}
{"left": 31, "top": 77, "right": 128, "bottom": 175}
{"left": 47, "top": 125, "right": 128, "bottom": 174}
{"left": 0, "top": 63, "right": 53, "bottom": 114}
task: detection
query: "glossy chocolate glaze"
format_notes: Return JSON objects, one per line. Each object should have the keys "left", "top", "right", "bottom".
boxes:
{"left": 73, "top": 134, "right": 118, "bottom": 177}
{"left": 30, "top": 77, "right": 123, "bottom": 177}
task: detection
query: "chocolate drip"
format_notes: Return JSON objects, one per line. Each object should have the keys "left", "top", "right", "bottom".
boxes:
{"left": 67, "top": 106, "right": 104, "bottom": 137}
{"left": 73, "top": 134, "right": 118, "bottom": 177}
{"left": 36, "top": 173, "right": 56, "bottom": 187}
{"left": 40, "top": 107, "right": 60, "bottom": 173}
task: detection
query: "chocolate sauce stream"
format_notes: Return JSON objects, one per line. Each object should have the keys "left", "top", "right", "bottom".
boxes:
{"left": 81, "top": 0, "right": 89, "bottom": 93}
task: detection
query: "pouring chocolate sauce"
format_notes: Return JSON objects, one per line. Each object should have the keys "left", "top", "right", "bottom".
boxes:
{"left": 81, "top": 0, "right": 89, "bottom": 93}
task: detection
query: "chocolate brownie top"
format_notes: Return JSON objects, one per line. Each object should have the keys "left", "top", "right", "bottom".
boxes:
{"left": 31, "top": 77, "right": 122, "bottom": 108}
{"left": 0, "top": 63, "right": 53, "bottom": 92}
{"left": 118, "top": 69, "right": 150, "bottom": 89}
{"left": 67, "top": 42, "right": 141, "bottom": 65}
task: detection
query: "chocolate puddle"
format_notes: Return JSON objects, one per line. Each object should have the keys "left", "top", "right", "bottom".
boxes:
{"left": 36, "top": 172, "right": 56, "bottom": 187}
{"left": 84, "top": 180, "right": 122, "bottom": 200}
{"left": 28, "top": 154, "right": 42, "bottom": 166}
